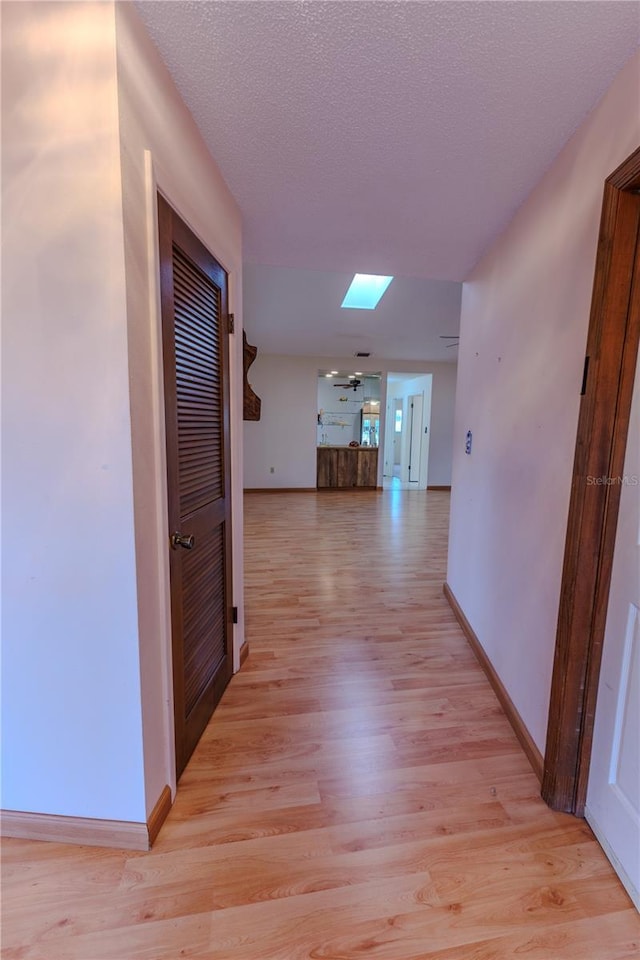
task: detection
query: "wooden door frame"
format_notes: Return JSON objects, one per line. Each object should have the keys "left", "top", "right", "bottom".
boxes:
{"left": 542, "top": 147, "right": 640, "bottom": 814}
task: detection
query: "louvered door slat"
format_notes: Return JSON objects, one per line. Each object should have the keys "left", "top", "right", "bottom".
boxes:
{"left": 175, "top": 308, "right": 222, "bottom": 348}
{"left": 179, "top": 446, "right": 221, "bottom": 474}
{"left": 175, "top": 329, "right": 221, "bottom": 364}
{"left": 182, "top": 526, "right": 226, "bottom": 715}
{"left": 175, "top": 306, "right": 221, "bottom": 346}
{"left": 176, "top": 405, "right": 220, "bottom": 420}
{"left": 176, "top": 354, "right": 221, "bottom": 382}
{"left": 176, "top": 347, "right": 221, "bottom": 370}
{"left": 173, "top": 245, "right": 223, "bottom": 516}
{"left": 178, "top": 446, "right": 221, "bottom": 465}
{"left": 173, "top": 258, "right": 218, "bottom": 305}
{"left": 173, "top": 263, "right": 218, "bottom": 308}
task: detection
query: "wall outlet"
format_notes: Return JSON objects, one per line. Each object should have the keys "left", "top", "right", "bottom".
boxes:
{"left": 269, "top": 466, "right": 275, "bottom": 474}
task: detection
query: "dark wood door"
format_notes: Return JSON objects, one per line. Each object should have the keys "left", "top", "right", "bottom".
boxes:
{"left": 158, "top": 195, "right": 233, "bottom": 779}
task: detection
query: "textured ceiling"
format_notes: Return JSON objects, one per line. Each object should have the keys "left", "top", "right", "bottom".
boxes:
{"left": 243, "top": 265, "right": 462, "bottom": 362}
{"left": 136, "top": 0, "right": 638, "bottom": 282}
{"left": 135, "top": 1, "right": 638, "bottom": 360}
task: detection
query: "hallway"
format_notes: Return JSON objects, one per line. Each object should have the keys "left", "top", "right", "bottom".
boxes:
{"left": 2, "top": 491, "right": 638, "bottom": 958}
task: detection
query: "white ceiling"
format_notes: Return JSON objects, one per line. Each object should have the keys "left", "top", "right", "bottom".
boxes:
{"left": 135, "top": 0, "right": 639, "bottom": 361}
{"left": 243, "top": 264, "right": 461, "bottom": 362}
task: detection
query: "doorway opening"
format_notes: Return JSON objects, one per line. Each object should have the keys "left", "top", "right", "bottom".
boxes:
{"left": 383, "top": 373, "right": 433, "bottom": 489}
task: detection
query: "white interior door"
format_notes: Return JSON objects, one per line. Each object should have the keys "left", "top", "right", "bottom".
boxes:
{"left": 586, "top": 351, "right": 640, "bottom": 910}
{"left": 407, "top": 394, "right": 423, "bottom": 484}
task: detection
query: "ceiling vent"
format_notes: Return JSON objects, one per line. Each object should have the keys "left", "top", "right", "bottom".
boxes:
{"left": 355, "top": 351, "right": 371, "bottom": 357}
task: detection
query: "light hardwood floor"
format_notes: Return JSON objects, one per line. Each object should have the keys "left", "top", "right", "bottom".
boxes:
{"left": 2, "top": 490, "right": 638, "bottom": 959}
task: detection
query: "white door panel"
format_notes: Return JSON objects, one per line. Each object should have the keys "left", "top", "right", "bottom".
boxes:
{"left": 586, "top": 351, "right": 640, "bottom": 910}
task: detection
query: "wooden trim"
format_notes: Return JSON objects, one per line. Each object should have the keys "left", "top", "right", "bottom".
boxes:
{"left": 0, "top": 810, "right": 150, "bottom": 851}
{"left": 542, "top": 148, "right": 640, "bottom": 814}
{"left": 1, "top": 785, "right": 173, "bottom": 851}
{"left": 427, "top": 485, "right": 452, "bottom": 491}
{"left": 443, "top": 582, "right": 544, "bottom": 782}
{"left": 244, "top": 488, "right": 317, "bottom": 494}
{"left": 239, "top": 641, "right": 250, "bottom": 667}
{"left": 146, "top": 785, "right": 172, "bottom": 846}
{"left": 242, "top": 331, "right": 261, "bottom": 421}
{"left": 608, "top": 147, "right": 640, "bottom": 189}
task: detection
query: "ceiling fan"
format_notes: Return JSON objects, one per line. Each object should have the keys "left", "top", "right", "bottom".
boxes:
{"left": 440, "top": 335, "right": 460, "bottom": 348}
{"left": 333, "top": 378, "right": 362, "bottom": 391}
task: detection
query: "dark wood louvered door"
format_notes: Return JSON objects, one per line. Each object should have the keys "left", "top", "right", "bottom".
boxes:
{"left": 158, "top": 196, "right": 233, "bottom": 779}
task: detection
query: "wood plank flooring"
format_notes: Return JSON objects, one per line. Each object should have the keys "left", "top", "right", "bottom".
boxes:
{"left": 2, "top": 490, "right": 638, "bottom": 959}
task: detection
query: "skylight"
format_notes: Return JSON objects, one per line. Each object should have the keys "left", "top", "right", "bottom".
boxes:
{"left": 341, "top": 274, "right": 393, "bottom": 310}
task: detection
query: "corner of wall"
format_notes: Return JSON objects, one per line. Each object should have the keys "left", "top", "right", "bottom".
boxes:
{"left": 113, "top": 1, "right": 244, "bottom": 814}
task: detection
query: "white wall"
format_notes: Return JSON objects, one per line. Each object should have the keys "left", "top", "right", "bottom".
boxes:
{"left": 114, "top": 4, "right": 244, "bottom": 817}
{"left": 244, "top": 354, "right": 456, "bottom": 489}
{"left": 447, "top": 52, "right": 640, "bottom": 754}
{"left": 428, "top": 365, "right": 457, "bottom": 486}
{"left": 1, "top": 2, "right": 145, "bottom": 820}
{"left": 244, "top": 354, "right": 318, "bottom": 488}
{"left": 1, "top": 1, "right": 244, "bottom": 825}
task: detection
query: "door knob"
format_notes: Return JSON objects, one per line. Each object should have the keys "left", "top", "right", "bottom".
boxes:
{"left": 170, "top": 532, "right": 195, "bottom": 550}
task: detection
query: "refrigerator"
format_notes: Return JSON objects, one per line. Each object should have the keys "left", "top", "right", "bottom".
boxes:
{"left": 360, "top": 411, "right": 380, "bottom": 447}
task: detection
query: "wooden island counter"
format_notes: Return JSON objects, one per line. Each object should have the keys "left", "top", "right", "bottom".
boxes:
{"left": 316, "top": 445, "right": 379, "bottom": 489}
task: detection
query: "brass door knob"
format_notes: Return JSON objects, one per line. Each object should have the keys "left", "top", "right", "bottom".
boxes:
{"left": 170, "top": 532, "right": 195, "bottom": 550}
